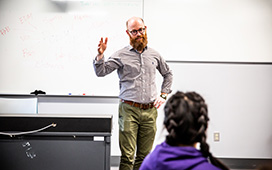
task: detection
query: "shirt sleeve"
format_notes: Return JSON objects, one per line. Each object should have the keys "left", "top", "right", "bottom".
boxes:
{"left": 93, "top": 54, "right": 122, "bottom": 77}
{"left": 157, "top": 56, "right": 173, "bottom": 94}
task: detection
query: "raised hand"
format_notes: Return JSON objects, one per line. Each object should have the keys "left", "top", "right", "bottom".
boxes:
{"left": 98, "top": 37, "right": 108, "bottom": 55}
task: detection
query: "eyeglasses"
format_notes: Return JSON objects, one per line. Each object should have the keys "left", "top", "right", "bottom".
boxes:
{"left": 128, "top": 27, "right": 146, "bottom": 36}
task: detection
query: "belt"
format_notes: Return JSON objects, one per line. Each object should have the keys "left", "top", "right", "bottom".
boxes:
{"left": 121, "top": 99, "right": 154, "bottom": 110}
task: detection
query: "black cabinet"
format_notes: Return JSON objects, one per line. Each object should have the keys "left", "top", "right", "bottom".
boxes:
{"left": 0, "top": 115, "right": 112, "bottom": 170}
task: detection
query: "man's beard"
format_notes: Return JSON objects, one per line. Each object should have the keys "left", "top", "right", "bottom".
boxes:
{"left": 129, "top": 33, "right": 148, "bottom": 52}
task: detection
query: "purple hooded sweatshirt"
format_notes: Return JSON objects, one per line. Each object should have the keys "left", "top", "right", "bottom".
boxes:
{"left": 140, "top": 142, "right": 221, "bottom": 170}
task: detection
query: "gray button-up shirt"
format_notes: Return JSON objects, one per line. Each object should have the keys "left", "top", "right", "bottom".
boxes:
{"left": 93, "top": 45, "right": 173, "bottom": 104}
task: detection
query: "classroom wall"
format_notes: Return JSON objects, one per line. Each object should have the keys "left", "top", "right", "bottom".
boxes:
{"left": 0, "top": 0, "right": 272, "bottom": 159}
{"left": 164, "top": 63, "right": 272, "bottom": 158}
{"left": 145, "top": 0, "right": 272, "bottom": 62}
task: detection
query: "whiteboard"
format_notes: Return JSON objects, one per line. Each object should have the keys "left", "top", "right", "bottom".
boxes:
{"left": 0, "top": 0, "right": 143, "bottom": 95}
{"left": 144, "top": 0, "right": 272, "bottom": 62}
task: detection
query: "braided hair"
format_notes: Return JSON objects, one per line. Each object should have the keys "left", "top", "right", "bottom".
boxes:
{"left": 164, "top": 91, "right": 229, "bottom": 170}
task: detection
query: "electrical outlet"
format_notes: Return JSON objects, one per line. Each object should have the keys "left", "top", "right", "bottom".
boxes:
{"left": 214, "top": 132, "right": 220, "bottom": 142}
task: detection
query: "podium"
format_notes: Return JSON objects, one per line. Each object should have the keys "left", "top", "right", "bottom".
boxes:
{"left": 0, "top": 114, "right": 112, "bottom": 170}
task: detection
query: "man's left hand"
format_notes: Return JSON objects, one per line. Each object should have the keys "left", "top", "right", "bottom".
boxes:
{"left": 154, "top": 96, "right": 166, "bottom": 109}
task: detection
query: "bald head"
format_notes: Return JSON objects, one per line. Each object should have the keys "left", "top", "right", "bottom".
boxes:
{"left": 126, "top": 17, "right": 145, "bottom": 30}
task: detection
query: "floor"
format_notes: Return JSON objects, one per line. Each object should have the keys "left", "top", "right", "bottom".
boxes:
{"left": 110, "top": 167, "right": 256, "bottom": 170}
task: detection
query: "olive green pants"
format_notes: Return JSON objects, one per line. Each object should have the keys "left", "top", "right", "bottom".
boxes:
{"left": 118, "top": 102, "right": 158, "bottom": 170}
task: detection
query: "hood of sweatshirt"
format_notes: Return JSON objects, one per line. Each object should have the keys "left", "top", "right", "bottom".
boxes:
{"left": 140, "top": 142, "right": 221, "bottom": 170}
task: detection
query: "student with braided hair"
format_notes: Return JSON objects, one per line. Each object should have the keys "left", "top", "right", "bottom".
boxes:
{"left": 140, "top": 91, "right": 229, "bottom": 170}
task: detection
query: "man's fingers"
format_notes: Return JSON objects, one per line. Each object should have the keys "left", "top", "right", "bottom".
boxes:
{"left": 154, "top": 98, "right": 160, "bottom": 108}
{"left": 104, "top": 37, "right": 108, "bottom": 45}
{"left": 98, "top": 37, "right": 108, "bottom": 54}
{"left": 98, "top": 38, "right": 103, "bottom": 47}
{"left": 100, "top": 37, "right": 108, "bottom": 44}
{"left": 155, "top": 102, "right": 161, "bottom": 109}
{"left": 154, "top": 96, "right": 166, "bottom": 108}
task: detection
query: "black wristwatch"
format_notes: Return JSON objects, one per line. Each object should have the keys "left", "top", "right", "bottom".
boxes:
{"left": 160, "top": 93, "right": 167, "bottom": 100}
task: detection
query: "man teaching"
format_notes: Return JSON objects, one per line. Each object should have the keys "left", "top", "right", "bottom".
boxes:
{"left": 93, "top": 16, "right": 173, "bottom": 170}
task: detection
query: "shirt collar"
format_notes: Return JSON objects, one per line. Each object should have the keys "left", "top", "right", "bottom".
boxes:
{"left": 128, "top": 45, "right": 148, "bottom": 53}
